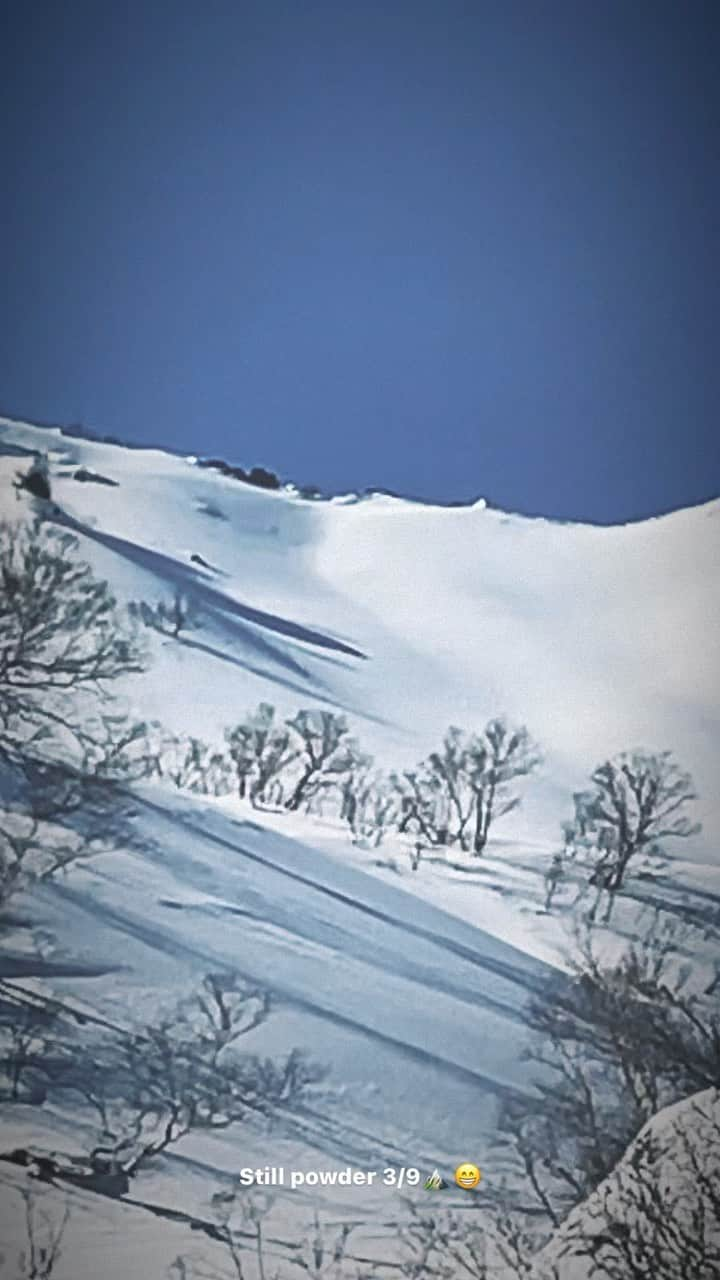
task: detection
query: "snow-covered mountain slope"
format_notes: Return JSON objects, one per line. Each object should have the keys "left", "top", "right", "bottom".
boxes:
{"left": 1, "top": 414, "right": 719, "bottom": 1278}
{"left": 0, "top": 783, "right": 551, "bottom": 1278}
{"left": 2, "top": 414, "right": 718, "bottom": 860}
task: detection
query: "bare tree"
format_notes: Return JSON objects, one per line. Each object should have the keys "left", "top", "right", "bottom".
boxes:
{"left": 0, "top": 519, "right": 150, "bottom": 909}
{"left": 285, "top": 1212, "right": 362, "bottom": 1278}
{"left": 340, "top": 767, "right": 397, "bottom": 848}
{"left": 73, "top": 974, "right": 323, "bottom": 1180}
{"left": 284, "top": 711, "right": 357, "bottom": 813}
{"left": 0, "top": 518, "right": 143, "bottom": 756}
{"left": 397, "top": 1200, "right": 538, "bottom": 1280}
{"left": 171, "top": 1196, "right": 389, "bottom": 1280}
{"left": 0, "top": 994, "right": 58, "bottom": 1102}
{"left": 395, "top": 720, "right": 540, "bottom": 854}
{"left": 208, "top": 1184, "right": 274, "bottom": 1280}
{"left": 0, "top": 718, "right": 151, "bottom": 910}
{"left": 424, "top": 726, "right": 476, "bottom": 848}
{"left": 565, "top": 751, "right": 699, "bottom": 906}
{"left": 14, "top": 1185, "right": 70, "bottom": 1279}
{"left": 467, "top": 720, "right": 541, "bottom": 855}
{"left": 226, "top": 704, "right": 298, "bottom": 805}
{"left": 504, "top": 912, "right": 720, "bottom": 1227}
{"left": 394, "top": 765, "right": 451, "bottom": 849}
{"left": 543, "top": 852, "right": 566, "bottom": 912}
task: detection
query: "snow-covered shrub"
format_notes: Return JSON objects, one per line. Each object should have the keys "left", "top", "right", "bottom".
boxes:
{"left": 340, "top": 766, "right": 397, "bottom": 847}
{"left": 531, "top": 1088, "right": 720, "bottom": 1280}
{"left": 155, "top": 732, "right": 233, "bottom": 796}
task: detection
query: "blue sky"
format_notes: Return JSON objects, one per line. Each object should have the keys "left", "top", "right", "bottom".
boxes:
{"left": 1, "top": 0, "right": 718, "bottom": 522}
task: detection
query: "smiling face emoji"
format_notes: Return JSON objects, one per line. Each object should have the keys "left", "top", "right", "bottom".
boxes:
{"left": 454, "top": 1162, "right": 482, "bottom": 1190}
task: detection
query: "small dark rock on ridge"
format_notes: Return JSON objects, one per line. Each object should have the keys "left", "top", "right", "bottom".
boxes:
{"left": 73, "top": 467, "right": 119, "bottom": 486}
{"left": 196, "top": 457, "right": 281, "bottom": 490}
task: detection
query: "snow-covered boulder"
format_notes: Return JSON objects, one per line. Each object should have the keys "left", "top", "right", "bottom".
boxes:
{"left": 531, "top": 1088, "right": 720, "bottom": 1279}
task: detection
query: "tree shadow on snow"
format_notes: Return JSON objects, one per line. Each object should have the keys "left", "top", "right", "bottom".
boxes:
{"left": 45, "top": 509, "right": 374, "bottom": 714}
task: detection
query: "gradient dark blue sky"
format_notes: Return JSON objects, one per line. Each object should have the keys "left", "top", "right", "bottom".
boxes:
{"left": 1, "top": 1, "right": 718, "bottom": 521}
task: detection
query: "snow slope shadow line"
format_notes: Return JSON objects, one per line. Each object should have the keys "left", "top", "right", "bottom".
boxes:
{"left": 51, "top": 509, "right": 367, "bottom": 661}
{"left": 0, "top": 954, "right": 123, "bottom": 980}
{"left": 136, "top": 794, "right": 557, "bottom": 1001}
{"left": 170, "top": 630, "right": 390, "bottom": 726}
{"left": 46, "top": 880, "right": 535, "bottom": 1107}
{"left": 159, "top": 894, "right": 532, "bottom": 1029}
{"left": 623, "top": 880, "right": 720, "bottom": 927}
{"left": 170, "top": 630, "right": 343, "bottom": 708}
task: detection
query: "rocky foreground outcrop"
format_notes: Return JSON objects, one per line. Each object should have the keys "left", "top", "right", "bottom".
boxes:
{"left": 530, "top": 1088, "right": 720, "bottom": 1280}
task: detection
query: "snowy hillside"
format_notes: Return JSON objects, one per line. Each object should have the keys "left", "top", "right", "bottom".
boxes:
{"left": 0, "top": 415, "right": 718, "bottom": 1279}
{"left": 1, "top": 418, "right": 719, "bottom": 847}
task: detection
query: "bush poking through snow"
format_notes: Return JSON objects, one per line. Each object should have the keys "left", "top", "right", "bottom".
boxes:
{"left": 14, "top": 454, "right": 52, "bottom": 502}
{"left": 130, "top": 590, "right": 198, "bottom": 639}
